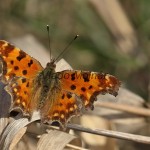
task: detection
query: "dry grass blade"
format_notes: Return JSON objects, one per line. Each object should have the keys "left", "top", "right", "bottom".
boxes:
{"left": 0, "top": 83, "right": 11, "bottom": 135}
{"left": 9, "top": 127, "right": 27, "bottom": 150}
{"left": 67, "top": 123, "right": 150, "bottom": 144}
{"left": 37, "top": 130, "right": 78, "bottom": 150}
{"left": 89, "top": 0, "right": 138, "bottom": 55}
{"left": 0, "top": 112, "right": 40, "bottom": 150}
{"left": 66, "top": 143, "right": 88, "bottom": 150}
{"left": 0, "top": 118, "right": 9, "bottom": 136}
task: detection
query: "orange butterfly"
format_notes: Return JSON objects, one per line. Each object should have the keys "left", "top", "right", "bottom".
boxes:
{"left": 0, "top": 40, "right": 120, "bottom": 126}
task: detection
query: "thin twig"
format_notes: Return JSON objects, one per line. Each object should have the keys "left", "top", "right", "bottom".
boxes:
{"left": 66, "top": 144, "right": 88, "bottom": 150}
{"left": 95, "top": 101, "right": 150, "bottom": 116}
{"left": 67, "top": 123, "right": 150, "bottom": 144}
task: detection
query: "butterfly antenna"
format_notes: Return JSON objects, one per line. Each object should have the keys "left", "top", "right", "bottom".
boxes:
{"left": 54, "top": 35, "right": 79, "bottom": 62}
{"left": 47, "top": 25, "right": 52, "bottom": 61}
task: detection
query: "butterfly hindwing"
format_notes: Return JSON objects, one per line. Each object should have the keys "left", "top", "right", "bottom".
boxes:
{"left": 42, "top": 91, "right": 82, "bottom": 125}
{"left": 5, "top": 77, "right": 35, "bottom": 115}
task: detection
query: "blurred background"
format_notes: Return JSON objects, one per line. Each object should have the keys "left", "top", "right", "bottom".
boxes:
{"left": 0, "top": 0, "right": 150, "bottom": 149}
{"left": 0, "top": 0, "right": 149, "bottom": 100}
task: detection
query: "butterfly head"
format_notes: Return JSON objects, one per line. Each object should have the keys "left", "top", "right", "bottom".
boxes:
{"left": 46, "top": 60, "right": 56, "bottom": 70}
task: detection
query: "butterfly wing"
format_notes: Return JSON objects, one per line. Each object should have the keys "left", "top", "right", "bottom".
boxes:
{"left": 42, "top": 70, "right": 120, "bottom": 126}
{"left": 0, "top": 40, "right": 43, "bottom": 83}
{"left": 57, "top": 70, "right": 120, "bottom": 110}
{"left": 42, "top": 90, "right": 82, "bottom": 126}
{"left": 0, "top": 40, "right": 43, "bottom": 115}
{"left": 5, "top": 77, "right": 35, "bottom": 115}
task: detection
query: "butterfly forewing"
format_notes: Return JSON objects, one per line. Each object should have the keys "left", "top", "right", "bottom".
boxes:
{"left": 0, "top": 40, "right": 43, "bottom": 83}
{"left": 57, "top": 70, "right": 120, "bottom": 109}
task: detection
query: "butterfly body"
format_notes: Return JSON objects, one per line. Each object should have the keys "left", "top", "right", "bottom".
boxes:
{"left": 34, "top": 62, "right": 59, "bottom": 107}
{"left": 0, "top": 40, "right": 120, "bottom": 126}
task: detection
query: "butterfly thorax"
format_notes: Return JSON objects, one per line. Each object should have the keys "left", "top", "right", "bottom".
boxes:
{"left": 32, "top": 62, "right": 61, "bottom": 110}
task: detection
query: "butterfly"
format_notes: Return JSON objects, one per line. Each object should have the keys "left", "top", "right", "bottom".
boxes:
{"left": 0, "top": 40, "right": 120, "bottom": 127}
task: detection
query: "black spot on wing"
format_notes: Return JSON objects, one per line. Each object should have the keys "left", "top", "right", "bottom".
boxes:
{"left": 70, "top": 84, "right": 76, "bottom": 90}
{"left": 24, "top": 91, "right": 27, "bottom": 94}
{"left": 14, "top": 66, "right": 19, "bottom": 70}
{"left": 17, "top": 51, "right": 26, "bottom": 61}
{"left": 26, "top": 82, "right": 29, "bottom": 87}
{"left": 61, "top": 94, "right": 65, "bottom": 99}
{"left": 22, "top": 78, "right": 26, "bottom": 83}
{"left": 67, "top": 93, "right": 72, "bottom": 99}
{"left": 81, "top": 87, "right": 86, "bottom": 92}
{"left": 10, "top": 60, "right": 14, "bottom": 65}
{"left": 22, "top": 70, "right": 27, "bottom": 75}
{"left": 71, "top": 73, "right": 75, "bottom": 81}
{"left": 4, "top": 44, "right": 14, "bottom": 57}
{"left": 28, "top": 59, "right": 33, "bottom": 67}
{"left": 88, "top": 85, "right": 93, "bottom": 89}
{"left": 82, "top": 72, "right": 90, "bottom": 82}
